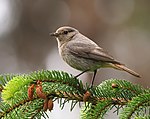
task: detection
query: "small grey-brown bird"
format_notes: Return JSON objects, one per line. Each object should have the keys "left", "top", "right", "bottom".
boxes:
{"left": 50, "top": 26, "right": 140, "bottom": 86}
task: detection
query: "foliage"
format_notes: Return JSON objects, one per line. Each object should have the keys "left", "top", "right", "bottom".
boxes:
{"left": 0, "top": 70, "right": 149, "bottom": 119}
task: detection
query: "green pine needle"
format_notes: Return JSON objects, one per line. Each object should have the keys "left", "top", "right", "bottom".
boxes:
{"left": 0, "top": 70, "right": 149, "bottom": 119}
{"left": 119, "top": 93, "right": 150, "bottom": 119}
{"left": 93, "top": 79, "right": 147, "bottom": 100}
{"left": 80, "top": 100, "right": 113, "bottom": 119}
{"left": 2, "top": 76, "right": 32, "bottom": 104}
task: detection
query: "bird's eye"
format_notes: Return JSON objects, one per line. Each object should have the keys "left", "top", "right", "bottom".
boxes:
{"left": 64, "top": 31, "right": 68, "bottom": 34}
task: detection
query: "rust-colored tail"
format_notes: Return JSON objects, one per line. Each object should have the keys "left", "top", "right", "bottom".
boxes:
{"left": 110, "top": 63, "right": 141, "bottom": 78}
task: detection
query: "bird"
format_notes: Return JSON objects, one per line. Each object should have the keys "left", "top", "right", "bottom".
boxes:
{"left": 50, "top": 26, "right": 141, "bottom": 86}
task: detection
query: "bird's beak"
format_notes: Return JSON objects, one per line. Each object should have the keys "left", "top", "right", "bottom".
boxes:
{"left": 49, "top": 32, "right": 59, "bottom": 37}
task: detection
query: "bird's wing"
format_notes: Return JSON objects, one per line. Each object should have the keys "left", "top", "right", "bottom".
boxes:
{"left": 66, "top": 41, "right": 121, "bottom": 64}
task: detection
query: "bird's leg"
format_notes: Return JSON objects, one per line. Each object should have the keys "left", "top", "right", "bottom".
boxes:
{"left": 90, "top": 70, "right": 97, "bottom": 88}
{"left": 74, "top": 70, "right": 89, "bottom": 78}
{"left": 74, "top": 70, "right": 89, "bottom": 88}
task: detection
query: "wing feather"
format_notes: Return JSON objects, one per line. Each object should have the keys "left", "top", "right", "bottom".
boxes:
{"left": 66, "top": 40, "right": 121, "bottom": 64}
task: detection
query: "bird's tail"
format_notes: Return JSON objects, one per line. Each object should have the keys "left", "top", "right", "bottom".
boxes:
{"left": 109, "top": 63, "right": 141, "bottom": 78}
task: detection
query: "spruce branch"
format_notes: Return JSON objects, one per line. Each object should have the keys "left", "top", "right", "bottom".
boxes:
{"left": 0, "top": 70, "right": 149, "bottom": 119}
{"left": 134, "top": 115, "right": 150, "bottom": 119}
{"left": 119, "top": 93, "right": 150, "bottom": 119}
{"left": 80, "top": 100, "right": 114, "bottom": 119}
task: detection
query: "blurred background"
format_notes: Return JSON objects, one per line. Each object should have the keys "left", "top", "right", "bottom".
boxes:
{"left": 0, "top": 0, "right": 150, "bottom": 118}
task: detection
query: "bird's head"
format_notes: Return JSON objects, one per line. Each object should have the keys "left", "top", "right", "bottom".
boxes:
{"left": 50, "top": 26, "right": 79, "bottom": 45}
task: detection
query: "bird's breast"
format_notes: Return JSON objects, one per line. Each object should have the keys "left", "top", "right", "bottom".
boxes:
{"left": 59, "top": 45, "right": 103, "bottom": 71}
